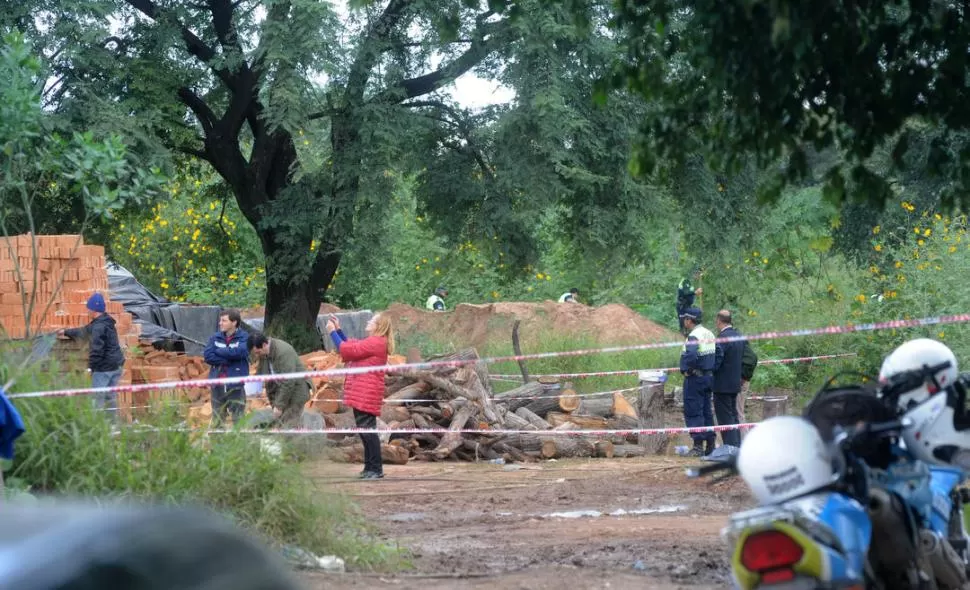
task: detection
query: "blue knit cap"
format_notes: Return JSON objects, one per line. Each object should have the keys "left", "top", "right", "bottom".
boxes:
{"left": 86, "top": 292, "right": 106, "bottom": 313}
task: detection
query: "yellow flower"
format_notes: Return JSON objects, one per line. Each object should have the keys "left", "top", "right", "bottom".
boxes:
{"left": 872, "top": 225, "right": 880, "bottom": 235}
{"left": 874, "top": 244, "right": 882, "bottom": 252}
{"left": 935, "top": 213, "right": 942, "bottom": 221}
{"left": 747, "top": 309, "right": 758, "bottom": 317}
{"left": 434, "top": 269, "right": 440, "bottom": 275}
{"left": 914, "top": 227, "right": 921, "bottom": 234}
{"left": 895, "top": 261, "right": 904, "bottom": 268}
{"left": 762, "top": 258, "right": 769, "bottom": 265}
{"left": 753, "top": 251, "right": 760, "bottom": 257}
{"left": 917, "top": 239, "right": 925, "bottom": 246}
{"left": 939, "top": 331, "right": 946, "bottom": 340}
{"left": 159, "top": 219, "right": 168, "bottom": 227}
{"left": 228, "top": 273, "right": 238, "bottom": 280}
{"left": 854, "top": 294, "right": 866, "bottom": 304}
{"left": 536, "top": 272, "right": 545, "bottom": 280}
{"left": 172, "top": 235, "right": 179, "bottom": 241}
{"left": 949, "top": 246, "right": 958, "bottom": 253}
{"left": 923, "top": 228, "right": 932, "bottom": 237}
{"left": 422, "top": 258, "right": 428, "bottom": 264}
{"left": 415, "top": 265, "right": 421, "bottom": 270}
{"left": 869, "top": 265, "right": 879, "bottom": 273}
{"left": 491, "top": 291, "right": 500, "bottom": 298}
{"left": 210, "top": 276, "right": 217, "bottom": 282}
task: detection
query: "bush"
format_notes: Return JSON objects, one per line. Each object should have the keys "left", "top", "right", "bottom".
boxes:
{"left": 7, "top": 390, "right": 402, "bottom": 570}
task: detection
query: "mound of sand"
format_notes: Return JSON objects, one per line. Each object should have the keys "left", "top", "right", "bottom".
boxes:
{"left": 383, "top": 300, "right": 678, "bottom": 350}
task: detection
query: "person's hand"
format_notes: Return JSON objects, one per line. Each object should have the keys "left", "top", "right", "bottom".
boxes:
{"left": 695, "top": 287, "right": 703, "bottom": 296}
{"left": 326, "top": 319, "right": 336, "bottom": 333}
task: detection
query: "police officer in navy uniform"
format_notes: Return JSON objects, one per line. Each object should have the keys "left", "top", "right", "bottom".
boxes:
{"left": 679, "top": 307, "right": 717, "bottom": 456}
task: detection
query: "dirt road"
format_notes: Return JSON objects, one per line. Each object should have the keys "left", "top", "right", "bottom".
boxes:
{"left": 300, "top": 456, "right": 753, "bottom": 589}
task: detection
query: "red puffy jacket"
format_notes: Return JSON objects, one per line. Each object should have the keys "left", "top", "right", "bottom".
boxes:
{"left": 340, "top": 335, "right": 388, "bottom": 416}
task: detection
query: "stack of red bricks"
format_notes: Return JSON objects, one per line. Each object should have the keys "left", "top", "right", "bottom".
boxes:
{"left": 0, "top": 232, "right": 140, "bottom": 349}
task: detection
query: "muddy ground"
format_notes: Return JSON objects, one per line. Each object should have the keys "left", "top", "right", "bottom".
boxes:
{"left": 299, "top": 456, "right": 753, "bottom": 590}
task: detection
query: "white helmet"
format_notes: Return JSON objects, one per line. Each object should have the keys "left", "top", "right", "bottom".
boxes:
{"left": 900, "top": 394, "right": 970, "bottom": 470}
{"left": 879, "top": 338, "right": 958, "bottom": 410}
{"left": 737, "top": 416, "right": 836, "bottom": 504}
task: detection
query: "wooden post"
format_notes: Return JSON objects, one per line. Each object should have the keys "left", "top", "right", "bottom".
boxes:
{"left": 637, "top": 371, "right": 667, "bottom": 454}
{"left": 762, "top": 396, "right": 789, "bottom": 419}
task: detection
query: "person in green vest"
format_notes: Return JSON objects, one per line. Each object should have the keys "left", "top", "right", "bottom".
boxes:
{"left": 676, "top": 268, "right": 703, "bottom": 332}
{"left": 679, "top": 307, "right": 717, "bottom": 457}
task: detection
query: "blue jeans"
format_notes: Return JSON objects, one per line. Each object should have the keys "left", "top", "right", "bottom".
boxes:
{"left": 92, "top": 369, "right": 122, "bottom": 423}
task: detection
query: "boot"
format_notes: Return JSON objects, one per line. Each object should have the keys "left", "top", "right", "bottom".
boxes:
{"left": 686, "top": 443, "right": 705, "bottom": 457}
{"left": 704, "top": 439, "right": 716, "bottom": 456}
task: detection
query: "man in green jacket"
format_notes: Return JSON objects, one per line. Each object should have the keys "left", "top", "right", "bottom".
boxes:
{"left": 247, "top": 332, "right": 310, "bottom": 428}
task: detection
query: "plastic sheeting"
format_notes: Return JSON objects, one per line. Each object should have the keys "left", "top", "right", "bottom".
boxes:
{"left": 245, "top": 310, "right": 373, "bottom": 352}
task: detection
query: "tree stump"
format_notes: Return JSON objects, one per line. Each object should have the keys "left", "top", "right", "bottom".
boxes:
{"left": 637, "top": 376, "right": 667, "bottom": 454}
{"left": 762, "top": 396, "right": 789, "bottom": 419}
{"left": 540, "top": 436, "right": 595, "bottom": 459}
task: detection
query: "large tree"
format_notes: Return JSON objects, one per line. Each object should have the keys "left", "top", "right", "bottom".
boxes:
{"left": 2, "top": 0, "right": 529, "bottom": 347}
{"left": 591, "top": 0, "right": 970, "bottom": 209}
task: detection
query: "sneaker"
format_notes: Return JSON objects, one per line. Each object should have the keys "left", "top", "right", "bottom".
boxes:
{"left": 359, "top": 471, "right": 384, "bottom": 480}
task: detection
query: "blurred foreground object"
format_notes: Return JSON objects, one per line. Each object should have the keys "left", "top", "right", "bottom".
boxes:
{"left": 0, "top": 502, "right": 304, "bottom": 590}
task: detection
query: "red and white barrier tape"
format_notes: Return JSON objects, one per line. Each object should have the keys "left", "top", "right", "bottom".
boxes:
{"left": 11, "top": 311, "right": 964, "bottom": 400}
{"left": 487, "top": 353, "right": 857, "bottom": 380}
{"left": 129, "top": 422, "right": 759, "bottom": 437}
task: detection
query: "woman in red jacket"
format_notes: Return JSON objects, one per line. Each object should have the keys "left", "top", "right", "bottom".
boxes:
{"left": 326, "top": 313, "right": 395, "bottom": 480}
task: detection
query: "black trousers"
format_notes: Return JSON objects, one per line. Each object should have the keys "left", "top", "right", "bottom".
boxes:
{"left": 713, "top": 392, "right": 741, "bottom": 447}
{"left": 354, "top": 409, "right": 383, "bottom": 475}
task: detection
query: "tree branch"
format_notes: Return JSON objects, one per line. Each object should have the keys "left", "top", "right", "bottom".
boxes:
{"left": 177, "top": 87, "right": 217, "bottom": 135}
{"left": 346, "top": 0, "right": 415, "bottom": 103}
{"left": 371, "top": 20, "right": 509, "bottom": 104}
{"left": 208, "top": 0, "right": 246, "bottom": 60}
{"left": 123, "top": 0, "right": 234, "bottom": 87}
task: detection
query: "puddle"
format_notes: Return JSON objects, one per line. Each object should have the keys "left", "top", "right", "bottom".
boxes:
{"left": 541, "top": 505, "right": 687, "bottom": 519}
{"left": 384, "top": 512, "right": 428, "bottom": 522}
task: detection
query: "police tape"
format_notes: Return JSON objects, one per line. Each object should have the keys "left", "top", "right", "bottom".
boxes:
{"left": 11, "top": 311, "right": 968, "bottom": 400}
{"left": 129, "top": 422, "right": 760, "bottom": 437}
{"left": 487, "top": 353, "right": 857, "bottom": 380}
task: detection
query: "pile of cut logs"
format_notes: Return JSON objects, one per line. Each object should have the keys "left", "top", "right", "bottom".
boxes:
{"left": 325, "top": 348, "right": 668, "bottom": 465}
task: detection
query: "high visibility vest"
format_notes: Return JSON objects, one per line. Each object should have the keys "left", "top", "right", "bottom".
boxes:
{"left": 558, "top": 292, "right": 575, "bottom": 303}
{"left": 426, "top": 294, "right": 445, "bottom": 311}
{"left": 682, "top": 325, "right": 716, "bottom": 357}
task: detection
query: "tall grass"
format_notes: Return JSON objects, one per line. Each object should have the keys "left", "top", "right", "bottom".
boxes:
{"left": 3, "top": 351, "right": 403, "bottom": 571}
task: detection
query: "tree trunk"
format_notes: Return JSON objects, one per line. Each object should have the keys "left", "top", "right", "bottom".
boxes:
{"left": 638, "top": 378, "right": 667, "bottom": 454}
{"left": 511, "top": 319, "right": 530, "bottom": 383}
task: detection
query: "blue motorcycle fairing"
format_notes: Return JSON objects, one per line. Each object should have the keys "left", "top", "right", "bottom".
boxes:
{"left": 929, "top": 467, "right": 964, "bottom": 534}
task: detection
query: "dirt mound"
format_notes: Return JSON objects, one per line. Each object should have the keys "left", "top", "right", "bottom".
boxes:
{"left": 384, "top": 300, "right": 678, "bottom": 350}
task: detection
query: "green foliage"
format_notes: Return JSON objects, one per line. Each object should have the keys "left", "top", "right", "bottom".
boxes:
{"left": 108, "top": 163, "right": 266, "bottom": 307}
{"left": 600, "top": 0, "right": 970, "bottom": 208}
{"left": 0, "top": 348, "right": 402, "bottom": 570}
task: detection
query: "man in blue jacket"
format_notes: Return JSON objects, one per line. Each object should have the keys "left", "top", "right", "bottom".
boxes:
{"left": 679, "top": 307, "right": 716, "bottom": 456}
{"left": 203, "top": 309, "right": 249, "bottom": 426}
{"left": 58, "top": 292, "right": 125, "bottom": 422}
{"left": 712, "top": 310, "right": 743, "bottom": 448}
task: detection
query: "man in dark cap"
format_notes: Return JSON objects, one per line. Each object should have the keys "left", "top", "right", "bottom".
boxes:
{"left": 58, "top": 292, "right": 125, "bottom": 420}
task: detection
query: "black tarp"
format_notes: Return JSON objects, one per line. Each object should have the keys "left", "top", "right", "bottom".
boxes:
{"left": 107, "top": 262, "right": 220, "bottom": 356}
{"left": 245, "top": 310, "right": 373, "bottom": 352}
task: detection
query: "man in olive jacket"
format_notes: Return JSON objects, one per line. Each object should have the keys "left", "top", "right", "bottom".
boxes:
{"left": 247, "top": 332, "right": 310, "bottom": 427}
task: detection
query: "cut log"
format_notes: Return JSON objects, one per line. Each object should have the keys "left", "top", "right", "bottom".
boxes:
{"left": 540, "top": 436, "right": 594, "bottom": 459}
{"left": 409, "top": 405, "right": 443, "bottom": 420}
{"left": 522, "top": 386, "right": 565, "bottom": 417}
{"left": 514, "top": 406, "right": 552, "bottom": 429}
{"left": 385, "top": 381, "right": 432, "bottom": 402}
{"left": 342, "top": 443, "right": 410, "bottom": 465}
{"left": 558, "top": 388, "right": 580, "bottom": 412}
{"left": 380, "top": 405, "right": 411, "bottom": 424}
{"left": 324, "top": 411, "right": 357, "bottom": 441}
{"left": 594, "top": 440, "right": 615, "bottom": 458}
{"left": 577, "top": 395, "right": 613, "bottom": 417}
{"left": 637, "top": 377, "right": 667, "bottom": 454}
{"left": 546, "top": 412, "right": 608, "bottom": 430}
{"left": 612, "top": 444, "right": 648, "bottom": 458}
{"left": 410, "top": 412, "right": 434, "bottom": 430}
{"left": 612, "top": 392, "right": 638, "bottom": 419}
{"left": 492, "top": 433, "right": 543, "bottom": 452}
{"left": 493, "top": 381, "right": 544, "bottom": 410}
{"left": 606, "top": 415, "right": 641, "bottom": 444}
{"left": 440, "top": 398, "right": 468, "bottom": 420}
{"left": 432, "top": 402, "right": 478, "bottom": 459}
{"left": 502, "top": 410, "right": 538, "bottom": 431}
{"left": 462, "top": 439, "right": 501, "bottom": 461}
